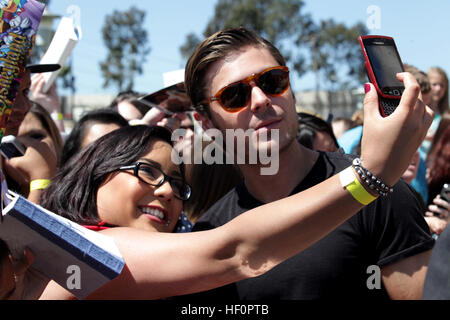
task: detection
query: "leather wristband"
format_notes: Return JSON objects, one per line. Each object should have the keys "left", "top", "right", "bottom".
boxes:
{"left": 339, "top": 166, "right": 377, "bottom": 205}
{"left": 30, "top": 179, "right": 51, "bottom": 191}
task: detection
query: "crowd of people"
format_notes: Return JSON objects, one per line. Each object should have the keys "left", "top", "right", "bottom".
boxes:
{"left": 322, "top": 64, "right": 450, "bottom": 236}
{"left": 0, "top": 26, "right": 448, "bottom": 300}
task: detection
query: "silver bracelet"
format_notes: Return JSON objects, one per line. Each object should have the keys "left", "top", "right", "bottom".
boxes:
{"left": 352, "top": 158, "right": 394, "bottom": 197}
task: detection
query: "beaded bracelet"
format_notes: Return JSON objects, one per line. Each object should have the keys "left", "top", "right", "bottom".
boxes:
{"left": 352, "top": 158, "right": 394, "bottom": 197}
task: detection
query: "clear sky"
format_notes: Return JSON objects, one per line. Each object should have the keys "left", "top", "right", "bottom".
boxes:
{"left": 46, "top": 0, "right": 450, "bottom": 96}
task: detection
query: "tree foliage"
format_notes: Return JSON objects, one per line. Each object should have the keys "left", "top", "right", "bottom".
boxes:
{"left": 180, "top": 0, "right": 368, "bottom": 90}
{"left": 180, "top": 33, "right": 202, "bottom": 63}
{"left": 100, "top": 6, "right": 150, "bottom": 92}
{"left": 296, "top": 19, "right": 368, "bottom": 90}
{"left": 181, "top": 0, "right": 310, "bottom": 64}
{"left": 37, "top": 0, "right": 51, "bottom": 6}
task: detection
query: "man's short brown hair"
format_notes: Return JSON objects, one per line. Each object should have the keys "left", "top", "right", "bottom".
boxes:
{"left": 185, "top": 27, "right": 286, "bottom": 116}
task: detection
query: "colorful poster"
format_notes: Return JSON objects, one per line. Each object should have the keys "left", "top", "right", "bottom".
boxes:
{"left": 0, "top": 0, "right": 45, "bottom": 138}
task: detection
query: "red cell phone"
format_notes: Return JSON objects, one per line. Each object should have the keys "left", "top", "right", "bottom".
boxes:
{"left": 359, "top": 35, "right": 405, "bottom": 117}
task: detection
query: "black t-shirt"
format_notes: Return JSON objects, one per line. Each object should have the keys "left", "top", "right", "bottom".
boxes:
{"left": 185, "top": 151, "right": 435, "bottom": 300}
{"left": 423, "top": 224, "right": 450, "bottom": 299}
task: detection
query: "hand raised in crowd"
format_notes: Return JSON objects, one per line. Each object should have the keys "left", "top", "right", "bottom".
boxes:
{"left": 2, "top": 136, "right": 57, "bottom": 203}
{"left": 360, "top": 72, "right": 434, "bottom": 186}
{"left": 30, "top": 74, "right": 65, "bottom": 132}
{"left": 138, "top": 107, "right": 182, "bottom": 132}
{"left": 426, "top": 195, "right": 450, "bottom": 220}
{"left": 156, "top": 115, "right": 181, "bottom": 132}
{"left": 140, "top": 106, "right": 166, "bottom": 125}
{"left": 5, "top": 135, "right": 57, "bottom": 180}
{"left": 30, "top": 74, "right": 59, "bottom": 114}
{"left": 424, "top": 195, "right": 450, "bottom": 234}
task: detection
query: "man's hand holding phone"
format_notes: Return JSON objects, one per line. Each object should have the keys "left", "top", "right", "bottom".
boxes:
{"left": 360, "top": 72, "right": 433, "bottom": 188}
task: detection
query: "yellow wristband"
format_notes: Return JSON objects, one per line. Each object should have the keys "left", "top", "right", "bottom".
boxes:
{"left": 51, "top": 112, "right": 63, "bottom": 121}
{"left": 30, "top": 179, "right": 51, "bottom": 191}
{"left": 339, "top": 167, "right": 377, "bottom": 205}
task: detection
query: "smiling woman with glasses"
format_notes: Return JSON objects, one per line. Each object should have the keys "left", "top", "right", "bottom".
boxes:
{"left": 39, "top": 125, "right": 190, "bottom": 233}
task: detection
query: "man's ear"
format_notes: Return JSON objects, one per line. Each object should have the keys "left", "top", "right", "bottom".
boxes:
{"left": 193, "top": 111, "right": 215, "bottom": 131}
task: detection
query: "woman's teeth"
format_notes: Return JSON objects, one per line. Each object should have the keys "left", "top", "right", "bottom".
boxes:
{"left": 140, "top": 207, "right": 165, "bottom": 220}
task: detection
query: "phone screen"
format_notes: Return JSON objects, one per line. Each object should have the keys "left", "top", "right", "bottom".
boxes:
{"left": 0, "top": 135, "right": 25, "bottom": 159}
{"left": 0, "top": 142, "right": 24, "bottom": 159}
{"left": 364, "top": 38, "right": 404, "bottom": 95}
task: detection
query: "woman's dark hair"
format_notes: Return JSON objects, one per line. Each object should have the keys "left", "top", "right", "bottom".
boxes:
{"left": 60, "top": 108, "right": 128, "bottom": 167}
{"left": 40, "top": 125, "right": 177, "bottom": 225}
{"left": 296, "top": 112, "right": 339, "bottom": 150}
{"left": 297, "top": 125, "right": 316, "bottom": 150}
{"left": 428, "top": 114, "right": 450, "bottom": 160}
{"left": 426, "top": 124, "right": 450, "bottom": 204}
{"left": 29, "top": 102, "right": 64, "bottom": 163}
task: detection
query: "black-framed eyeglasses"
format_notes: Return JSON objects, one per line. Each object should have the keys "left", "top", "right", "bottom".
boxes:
{"left": 119, "top": 162, "right": 191, "bottom": 201}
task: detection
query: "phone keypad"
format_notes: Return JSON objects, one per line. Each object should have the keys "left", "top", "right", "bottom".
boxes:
{"left": 380, "top": 98, "right": 400, "bottom": 116}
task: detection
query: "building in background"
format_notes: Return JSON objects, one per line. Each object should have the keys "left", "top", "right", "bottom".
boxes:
{"left": 295, "top": 88, "right": 364, "bottom": 120}
{"left": 59, "top": 94, "right": 115, "bottom": 131}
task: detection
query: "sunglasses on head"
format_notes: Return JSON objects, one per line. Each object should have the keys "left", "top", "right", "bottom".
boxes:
{"left": 202, "top": 66, "right": 290, "bottom": 113}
